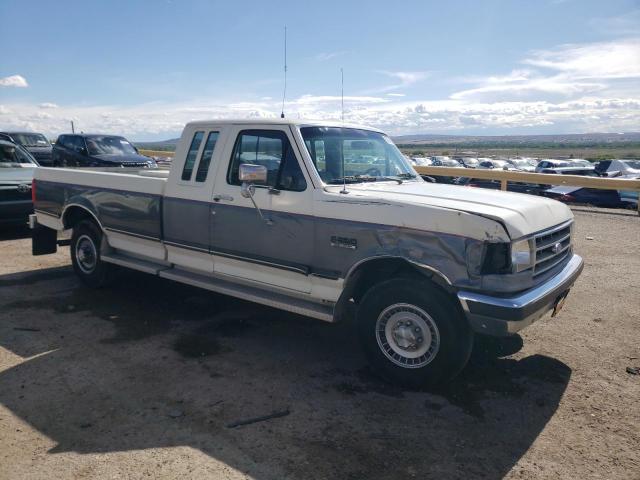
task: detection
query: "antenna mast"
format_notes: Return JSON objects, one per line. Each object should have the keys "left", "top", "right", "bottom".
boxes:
{"left": 341, "top": 68, "right": 344, "bottom": 122}
{"left": 281, "top": 26, "right": 287, "bottom": 119}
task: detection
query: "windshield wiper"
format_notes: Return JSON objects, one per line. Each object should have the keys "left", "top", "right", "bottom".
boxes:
{"left": 396, "top": 173, "right": 417, "bottom": 179}
{"left": 328, "top": 175, "right": 403, "bottom": 185}
{"left": 327, "top": 176, "right": 368, "bottom": 185}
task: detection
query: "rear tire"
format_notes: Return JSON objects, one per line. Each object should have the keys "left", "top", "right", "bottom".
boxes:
{"left": 357, "top": 278, "right": 473, "bottom": 389}
{"left": 71, "top": 220, "right": 113, "bottom": 288}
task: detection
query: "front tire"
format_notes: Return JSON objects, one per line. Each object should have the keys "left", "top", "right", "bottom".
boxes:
{"left": 357, "top": 278, "right": 473, "bottom": 388}
{"left": 71, "top": 220, "right": 113, "bottom": 288}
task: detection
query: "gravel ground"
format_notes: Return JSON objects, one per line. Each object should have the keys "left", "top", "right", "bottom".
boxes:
{"left": 0, "top": 208, "right": 638, "bottom": 480}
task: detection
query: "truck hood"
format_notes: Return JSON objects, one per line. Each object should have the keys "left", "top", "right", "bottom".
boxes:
{"left": 327, "top": 181, "right": 573, "bottom": 239}
{"left": 92, "top": 153, "right": 151, "bottom": 164}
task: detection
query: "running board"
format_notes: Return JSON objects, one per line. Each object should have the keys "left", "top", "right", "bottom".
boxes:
{"left": 102, "top": 253, "right": 168, "bottom": 275}
{"left": 100, "top": 252, "right": 335, "bottom": 322}
{"left": 160, "top": 268, "right": 335, "bottom": 322}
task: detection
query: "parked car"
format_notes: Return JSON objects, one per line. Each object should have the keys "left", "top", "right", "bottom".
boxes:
{"left": 410, "top": 157, "right": 433, "bottom": 166}
{"left": 569, "top": 159, "right": 593, "bottom": 168}
{"left": 454, "top": 176, "right": 546, "bottom": 196}
{"left": 0, "top": 131, "right": 53, "bottom": 166}
{"left": 52, "top": 134, "right": 157, "bottom": 168}
{"left": 535, "top": 159, "right": 596, "bottom": 176}
{"left": 478, "top": 159, "right": 513, "bottom": 170}
{"left": 594, "top": 159, "right": 640, "bottom": 177}
{"left": 430, "top": 156, "right": 461, "bottom": 167}
{"left": 427, "top": 156, "right": 465, "bottom": 183}
{"left": 0, "top": 139, "right": 39, "bottom": 226}
{"left": 505, "top": 158, "right": 537, "bottom": 172}
{"left": 541, "top": 185, "right": 635, "bottom": 209}
{"left": 455, "top": 157, "right": 479, "bottom": 168}
{"left": 30, "top": 118, "right": 583, "bottom": 387}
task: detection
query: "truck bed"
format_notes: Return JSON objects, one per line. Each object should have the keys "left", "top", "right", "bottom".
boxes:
{"left": 34, "top": 167, "right": 169, "bottom": 240}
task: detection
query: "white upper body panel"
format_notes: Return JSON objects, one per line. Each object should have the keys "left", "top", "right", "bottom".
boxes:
{"left": 35, "top": 119, "right": 573, "bottom": 242}
{"left": 321, "top": 181, "right": 573, "bottom": 240}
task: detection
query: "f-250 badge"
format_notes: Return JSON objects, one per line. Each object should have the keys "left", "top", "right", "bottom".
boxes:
{"left": 330, "top": 236, "right": 357, "bottom": 250}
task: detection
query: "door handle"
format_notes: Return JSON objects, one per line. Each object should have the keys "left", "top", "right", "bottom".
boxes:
{"left": 212, "top": 194, "right": 234, "bottom": 202}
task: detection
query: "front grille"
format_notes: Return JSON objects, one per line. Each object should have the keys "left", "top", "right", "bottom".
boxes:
{"left": 121, "top": 162, "right": 149, "bottom": 168}
{"left": 533, "top": 222, "right": 572, "bottom": 277}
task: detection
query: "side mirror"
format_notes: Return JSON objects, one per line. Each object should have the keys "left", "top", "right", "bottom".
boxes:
{"left": 239, "top": 163, "right": 267, "bottom": 184}
{"left": 238, "top": 164, "right": 271, "bottom": 225}
{"left": 79, "top": 147, "right": 88, "bottom": 156}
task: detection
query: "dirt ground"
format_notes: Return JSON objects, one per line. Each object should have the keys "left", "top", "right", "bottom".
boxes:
{"left": 0, "top": 208, "right": 638, "bottom": 480}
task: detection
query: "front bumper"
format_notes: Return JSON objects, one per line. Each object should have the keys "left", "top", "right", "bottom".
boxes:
{"left": 457, "top": 254, "right": 584, "bottom": 336}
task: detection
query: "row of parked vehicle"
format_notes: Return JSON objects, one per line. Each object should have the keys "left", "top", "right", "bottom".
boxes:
{"left": 409, "top": 155, "right": 640, "bottom": 209}
{"left": 0, "top": 130, "right": 157, "bottom": 226}
{"left": 0, "top": 131, "right": 156, "bottom": 168}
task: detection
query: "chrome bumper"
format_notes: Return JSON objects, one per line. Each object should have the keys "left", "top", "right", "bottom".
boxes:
{"left": 457, "top": 254, "right": 584, "bottom": 336}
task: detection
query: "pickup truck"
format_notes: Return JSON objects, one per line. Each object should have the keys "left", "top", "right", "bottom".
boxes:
{"left": 29, "top": 119, "right": 584, "bottom": 387}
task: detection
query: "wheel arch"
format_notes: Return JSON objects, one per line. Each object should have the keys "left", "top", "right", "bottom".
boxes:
{"left": 333, "top": 256, "right": 454, "bottom": 323}
{"left": 61, "top": 202, "right": 103, "bottom": 231}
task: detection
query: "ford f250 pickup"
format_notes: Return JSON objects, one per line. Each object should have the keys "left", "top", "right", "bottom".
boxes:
{"left": 29, "top": 119, "right": 584, "bottom": 387}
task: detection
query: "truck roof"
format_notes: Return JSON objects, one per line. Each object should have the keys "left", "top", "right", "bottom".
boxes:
{"left": 183, "top": 118, "right": 385, "bottom": 133}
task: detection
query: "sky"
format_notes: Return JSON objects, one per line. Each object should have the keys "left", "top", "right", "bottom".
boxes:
{"left": 0, "top": 0, "right": 639, "bottom": 141}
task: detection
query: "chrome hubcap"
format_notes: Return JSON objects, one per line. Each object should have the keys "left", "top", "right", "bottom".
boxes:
{"left": 76, "top": 235, "right": 97, "bottom": 274}
{"left": 376, "top": 303, "right": 440, "bottom": 368}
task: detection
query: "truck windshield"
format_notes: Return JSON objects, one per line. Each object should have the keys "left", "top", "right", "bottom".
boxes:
{"left": 300, "top": 126, "right": 417, "bottom": 184}
{"left": 9, "top": 133, "right": 49, "bottom": 147}
{"left": 86, "top": 136, "right": 138, "bottom": 156}
{"left": 0, "top": 143, "right": 37, "bottom": 166}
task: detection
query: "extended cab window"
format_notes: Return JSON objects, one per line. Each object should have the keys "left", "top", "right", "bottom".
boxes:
{"left": 195, "top": 132, "right": 219, "bottom": 182}
{"left": 181, "top": 131, "right": 204, "bottom": 181}
{"left": 227, "top": 130, "right": 306, "bottom": 191}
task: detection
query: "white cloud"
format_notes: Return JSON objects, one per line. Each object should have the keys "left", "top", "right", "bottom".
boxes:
{"left": 364, "top": 71, "right": 430, "bottom": 94}
{"left": 315, "top": 51, "right": 348, "bottom": 61}
{"left": 523, "top": 39, "right": 640, "bottom": 79}
{"left": 451, "top": 70, "right": 604, "bottom": 101}
{"left": 0, "top": 75, "right": 28, "bottom": 88}
{"left": 450, "top": 39, "right": 640, "bottom": 102}
{"left": 1, "top": 39, "right": 638, "bottom": 138}
{"left": 39, "top": 102, "right": 59, "bottom": 109}
{"left": 1, "top": 93, "right": 638, "bottom": 139}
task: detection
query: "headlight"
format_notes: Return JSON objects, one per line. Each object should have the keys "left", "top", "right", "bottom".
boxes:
{"left": 511, "top": 238, "right": 534, "bottom": 273}
{"left": 481, "top": 243, "right": 511, "bottom": 274}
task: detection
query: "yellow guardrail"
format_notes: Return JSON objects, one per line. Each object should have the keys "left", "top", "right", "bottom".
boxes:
{"left": 414, "top": 166, "right": 640, "bottom": 214}
{"left": 138, "top": 149, "right": 174, "bottom": 158}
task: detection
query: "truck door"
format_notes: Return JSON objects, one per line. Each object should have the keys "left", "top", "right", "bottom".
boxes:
{"left": 209, "top": 126, "right": 314, "bottom": 293}
{"left": 163, "top": 126, "right": 226, "bottom": 274}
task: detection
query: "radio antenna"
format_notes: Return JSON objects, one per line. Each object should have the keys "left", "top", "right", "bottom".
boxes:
{"left": 280, "top": 26, "right": 287, "bottom": 119}
{"left": 340, "top": 68, "right": 344, "bottom": 122}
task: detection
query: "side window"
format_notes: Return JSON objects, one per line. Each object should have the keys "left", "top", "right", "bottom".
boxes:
{"left": 181, "top": 131, "right": 204, "bottom": 181}
{"left": 71, "top": 136, "right": 86, "bottom": 153}
{"left": 195, "top": 131, "right": 219, "bottom": 182}
{"left": 227, "top": 130, "right": 306, "bottom": 192}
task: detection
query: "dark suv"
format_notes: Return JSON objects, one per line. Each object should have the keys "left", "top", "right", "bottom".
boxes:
{"left": 52, "top": 134, "right": 156, "bottom": 168}
{"left": 0, "top": 131, "right": 53, "bottom": 166}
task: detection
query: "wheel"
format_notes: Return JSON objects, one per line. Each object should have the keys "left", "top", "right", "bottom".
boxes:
{"left": 357, "top": 278, "right": 473, "bottom": 388}
{"left": 70, "top": 220, "right": 113, "bottom": 288}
